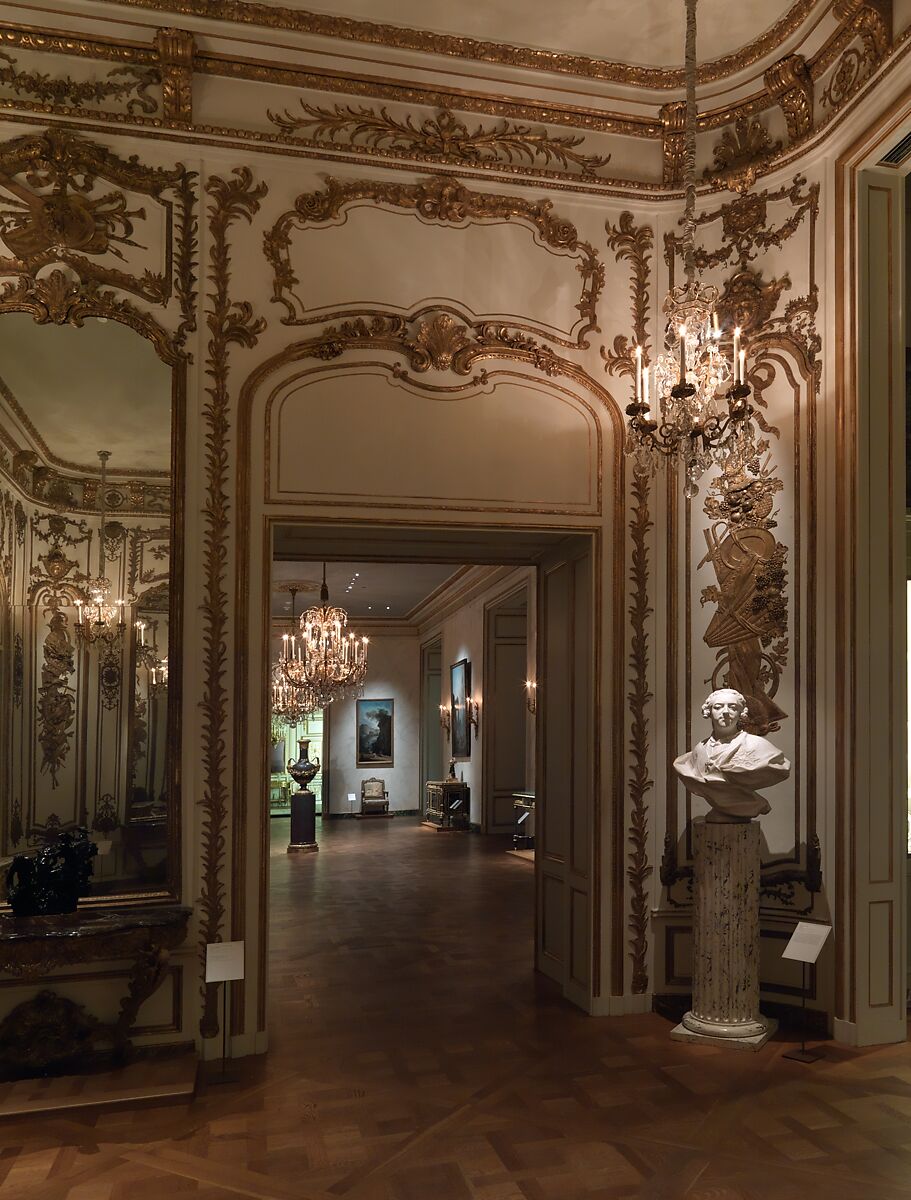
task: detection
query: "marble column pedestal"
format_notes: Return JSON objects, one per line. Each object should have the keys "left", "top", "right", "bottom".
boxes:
{"left": 670, "top": 817, "right": 776, "bottom": 1051}
{"left": 288, "top": 789, "right": 319, "bottom": 854}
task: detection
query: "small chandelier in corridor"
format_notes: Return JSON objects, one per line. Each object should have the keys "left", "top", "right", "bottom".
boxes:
{"left": 624, "top": 0, "right": 758, "bottom": 498}
{"left": 75, "top": 450, "right": 126, "bottom": 645}
{"left": 279, "top": 566, "right": 368, "bottom": 708}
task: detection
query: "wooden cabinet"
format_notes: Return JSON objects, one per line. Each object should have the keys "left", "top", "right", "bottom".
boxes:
{"left": 423, "top": 780, "right": 470, "bottom": 831}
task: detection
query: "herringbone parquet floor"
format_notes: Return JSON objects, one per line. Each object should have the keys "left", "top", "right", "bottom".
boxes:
{"left": 2, "top": 817, "right": 911, "bottom": 1200}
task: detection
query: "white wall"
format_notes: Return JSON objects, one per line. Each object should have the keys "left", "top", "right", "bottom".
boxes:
{"left": 422, "top": 569, "right": 533, "bottom": 827}
{"left": 326, "top": 635, "right": 420, "bottom": 814}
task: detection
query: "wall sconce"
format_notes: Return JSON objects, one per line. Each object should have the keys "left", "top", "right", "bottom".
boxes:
{"left": 439, "top": 703, "right": 451, "bottom": 733}
{"left": 525, "top": 679, "right": 537, "bottom": 715}
{"left": 468, "top": 697, "right": 481, "bottom": 740}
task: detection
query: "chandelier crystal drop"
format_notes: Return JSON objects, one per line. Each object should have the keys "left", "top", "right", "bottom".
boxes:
{"left": 279, "top": 569, "right": 369, "bottom": 710}
{"left": 625, "top": 0, "right": 757, "bottom": 498}
{"left": 75, "top": 450, "right": 126, "bottom": 645}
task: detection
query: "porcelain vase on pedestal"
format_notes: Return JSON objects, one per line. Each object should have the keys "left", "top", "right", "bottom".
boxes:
{"left": 287, "top": 738, "right": 320, "bottom": 854}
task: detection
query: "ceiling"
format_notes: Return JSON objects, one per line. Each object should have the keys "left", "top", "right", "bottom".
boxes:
{"left": 0, "top": 314, "right": 171, "bottom": 476}
{"left": 270, "top": 560, "right": 463, "bottom": 619}
{"left": 255, "top": 0, "right": 804, "bottom": 69}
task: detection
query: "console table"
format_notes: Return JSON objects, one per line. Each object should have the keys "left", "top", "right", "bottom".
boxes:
{"left": 0, "top": 906, "right": 191, "bottom": 1078}
{"left": 423, "top": 780, "right": 470, "bottom": 831}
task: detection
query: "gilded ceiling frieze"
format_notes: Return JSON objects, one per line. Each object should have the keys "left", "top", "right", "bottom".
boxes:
{"left": 626, "top": 472, "right": 653, "bottom": 995}
{"left": 89, "top": 0, "right": 821, "bottom": 89}
{"left": 0, "top": 127, "right": 197, "bottom": 349}
{"left": 265, "top": 175, "right": 603, "bottom": 348}
{"left": 199, "top": 166, "right": 267, "bottom": 1041}
{"left": 266, "top": 102, "right": 611, "bottom": 179}
{"left": 0, "top": 50, "right": 159, "bottom": 113}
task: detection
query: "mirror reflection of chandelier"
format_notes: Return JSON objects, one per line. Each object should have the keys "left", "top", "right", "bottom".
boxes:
{"left": 272, "top": 587, "right": 319, "bottom": 725}
{"left": 75, "top": 450, "right": 126, "bottom": 645}
{"left": 625, "top": 0, "right": 758, "bottom": 498}
{"left": 279, "top": 565, "right": 368, "bottom": 708}
{"left": 136, "top": 621, "right": 168, "bottom": 693}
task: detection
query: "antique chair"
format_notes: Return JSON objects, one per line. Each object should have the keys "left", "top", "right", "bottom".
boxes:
{"left": 360, "top": 777, "right": 389, "bottom": 815}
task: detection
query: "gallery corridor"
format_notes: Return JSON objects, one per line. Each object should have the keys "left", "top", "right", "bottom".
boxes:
{"left": 3, "top": 819, "right": 911, "bottom": 1199}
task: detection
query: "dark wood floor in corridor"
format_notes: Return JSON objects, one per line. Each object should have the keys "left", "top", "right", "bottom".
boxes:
{"left": 3, "top": 816, "right": 911, "bottom": 1200}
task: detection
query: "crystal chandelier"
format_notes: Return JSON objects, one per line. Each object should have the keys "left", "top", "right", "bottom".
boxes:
{"left": 75, "top": 450, "right": 126, "bottom": 645}
{"left": 625, "top": 0, "right": 757, "bottom": 498}
{"left": 279, "top": 565, "right": 368, "bottom": 708}
{"left": 272, "top": 587, "right": 319, "bottom": 725}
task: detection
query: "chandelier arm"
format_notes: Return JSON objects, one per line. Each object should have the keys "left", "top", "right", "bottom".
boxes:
{"left": 682, "top": 0, "right": 698, "bottom": 287}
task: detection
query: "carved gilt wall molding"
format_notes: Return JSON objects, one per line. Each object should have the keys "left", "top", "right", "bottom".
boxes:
{"left": 266, "top": 102, "right": 611, "bottom": 180}
{"left": 87, "top": 0, "right": 822, "bottom": 89}
{"left": 626, "top": 472, "right": 653, "bottom": 995}
{"left": 199, "top": 166, "right": 267, "bottom": 1040}
{"left": 264, "top": 175, "right": 603, "bottom": 348}
{"left": 601, "top": 212, "right": 653, "bottom": 381}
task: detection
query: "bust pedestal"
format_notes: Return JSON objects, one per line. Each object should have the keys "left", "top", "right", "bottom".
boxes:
{"left": 288, "top": 789, "right": 318, "bottom": 854}
{"left": 670, "top": 818, "right": 776, "bottom": 1051}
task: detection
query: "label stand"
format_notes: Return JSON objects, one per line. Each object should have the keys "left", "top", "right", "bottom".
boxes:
{"left": 205, "top": 941, "right": 244, "bottom": 1085}
{"left": 782, "top": 960, "right": 821, "bottom": 1064}
{"left": 780, "top": 921, "right": 830, "bottom": 1065}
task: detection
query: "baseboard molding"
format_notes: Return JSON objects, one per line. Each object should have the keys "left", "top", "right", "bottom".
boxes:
{"left": 326, "top": 809, "right": 420, "bottom": 819}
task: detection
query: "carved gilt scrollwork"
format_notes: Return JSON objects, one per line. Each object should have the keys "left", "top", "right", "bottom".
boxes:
{"left": 0, "top": 128, "right": 197, "bottom": 351}
{"left": 264, "top": 175, "right": 603, "bottom": 348}
{"left": 601, "top": 212, "right": 653, "bottom": 382}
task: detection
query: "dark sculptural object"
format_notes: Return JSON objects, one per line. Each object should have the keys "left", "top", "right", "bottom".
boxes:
{"left": 5, "top": 827, "right": 98, "bottom": 917}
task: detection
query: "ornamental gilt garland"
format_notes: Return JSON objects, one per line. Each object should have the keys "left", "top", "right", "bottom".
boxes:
{"left": 266, "top": 102, "right": 611, "bottom": 179}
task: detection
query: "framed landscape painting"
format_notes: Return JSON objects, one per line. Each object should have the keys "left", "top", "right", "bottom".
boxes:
{"left": 450, "top": 658, "right": 471, "bottom": 759}
{"left": 356, "top": 698, "right": 394, "bottom": 767}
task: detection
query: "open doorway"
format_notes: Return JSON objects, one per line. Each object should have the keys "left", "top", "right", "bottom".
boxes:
{"left": 263, "top": 522, "right": 599, "bottom": 1028}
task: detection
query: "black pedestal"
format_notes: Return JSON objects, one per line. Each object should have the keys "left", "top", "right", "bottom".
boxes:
{"left": 288, "top": 788, "right": 318, "bottom": 853}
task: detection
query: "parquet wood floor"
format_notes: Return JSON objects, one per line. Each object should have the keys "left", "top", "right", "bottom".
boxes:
{"left": 2, "top": 817, "right": 910, "bottom": 1199}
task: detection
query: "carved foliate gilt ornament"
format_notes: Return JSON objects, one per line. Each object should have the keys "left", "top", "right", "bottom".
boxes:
{"left": 821, "top": 0, "right": 892, "bottom": 111}
{"left": 155, "top": 28, "right": 194, "bottom": 125}
{"left": 706, "top": 118, "right": 782, "bottom": 195}
{"left": 0, "top": 50, "right": 159, "bottom": 114}
{"left": 763, "top": 54, "right": 814, "bottom": 142}
{"left": 267, "top": 102, "right": 611, "bottom": 179}
{"left": 601, "top": 212, "right": 653, "bottom": 381}
{"left": 264, "top": 175, "right": 602, "bottom": 348}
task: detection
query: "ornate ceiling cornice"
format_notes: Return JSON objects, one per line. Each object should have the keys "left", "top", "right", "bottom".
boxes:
{"left": 87, "top": 0, "right": 824, "bottom": 89}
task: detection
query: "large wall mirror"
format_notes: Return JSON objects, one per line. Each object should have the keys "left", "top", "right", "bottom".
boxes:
{"left": 0, "top": 312, "right": 182, "bottom": 901}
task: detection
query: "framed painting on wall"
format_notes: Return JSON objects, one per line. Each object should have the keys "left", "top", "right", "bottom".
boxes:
{"left": 356, "top": 698, "right": 394, "bottom": 767}
{"left": 450, "top": 658, "right": 471, "bottom": 759}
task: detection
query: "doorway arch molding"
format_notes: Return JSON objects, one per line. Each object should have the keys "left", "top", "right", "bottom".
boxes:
{"left": 232, "top": 334, "right": 639, "bottom": 1040}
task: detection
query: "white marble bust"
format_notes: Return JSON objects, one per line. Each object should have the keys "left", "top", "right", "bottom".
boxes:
{"left": 673, "top": 688, "right": 790, "bottom": 822}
